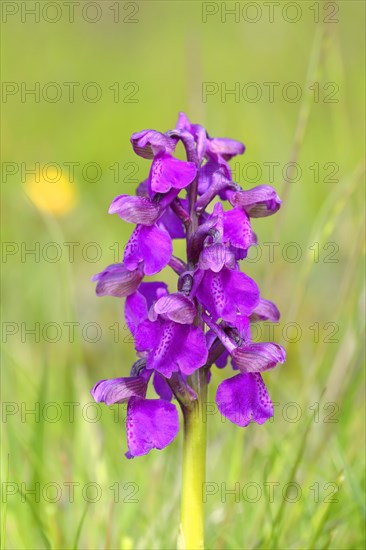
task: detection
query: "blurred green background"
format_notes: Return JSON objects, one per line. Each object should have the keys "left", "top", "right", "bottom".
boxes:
{"left": 1, "top": 1, "right": 365, "bottom": 549}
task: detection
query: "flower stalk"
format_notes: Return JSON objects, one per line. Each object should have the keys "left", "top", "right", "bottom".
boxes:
{"left": 179, "top": 368, "right": 208, "bottom": 550}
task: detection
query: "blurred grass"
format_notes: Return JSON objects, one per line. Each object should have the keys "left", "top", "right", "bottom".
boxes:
{"left": 1, "top": 1, "right": 365, "bottom": 549}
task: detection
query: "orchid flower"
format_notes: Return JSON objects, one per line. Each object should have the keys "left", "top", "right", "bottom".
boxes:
{"left": 91, "top": 113, "right": 286, "bottom": 549}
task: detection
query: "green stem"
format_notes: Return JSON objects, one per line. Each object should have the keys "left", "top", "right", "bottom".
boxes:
{"left": 179, "top": 368, "right": 208, "bottom": 550}
{"left": 178, "top": 368, "right": 207, "bottom": 550}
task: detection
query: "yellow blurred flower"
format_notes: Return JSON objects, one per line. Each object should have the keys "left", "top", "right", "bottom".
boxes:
{"left": 24, "top": 168, "right": 78, "bottom": 216}
{"left": 120, "top": 536, "right": 134, "bottom": 550}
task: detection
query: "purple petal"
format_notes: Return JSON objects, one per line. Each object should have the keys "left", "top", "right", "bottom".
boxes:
{"left": 206, "top": 330, "right": 228, "bottom": 368}
{"left": 134, "top": 318, "right": 161, "bottom": 356}
{"left": 173, "top": 324, "right": 208, "bottom": 375}
{"left": 135, "top": 319, "right": 208, "bottom": 377}
{"left": 125, "top": 397, "right": 179, "bottom": 458}
{"left": 136, "top": 179, "right": 149, "bottom": 197}
{"left": 206, "top": 328, "right": 217, "bottom": 349}
{"left": 207, "top": 137, "right": 245, "bottom": 160}
{"left": 187, "top": 216, "right": 220, "bottom": 263}
{"left": 198, "top": 243, "right": 235, "bottom": 272}
{"left": 198, "top": 162, "right": 228, "bottom": 195}
{"left": 216, "top": 373, "right": 273, "bottom": 426}
{"left": 234, "top": 315, "right": 252, "bottom": 340}
{"left": 196, "top": 172, "right": 235, "bottom": 212}
{"left": 149, "top": 153, "right": 197, "bottom": 194}
{"left": 198, "top": 162, "right": 215, "bottom": 195}
{"left": 131, "top": 130, "right": 176, "bottom": 159}
{"left": 175, "top": 113, "right": 207, "bottom": 162}
{"left": 91, "top": 376, "right": 147, "bottom": 405}
{"left": 230, "top": 185, "right": 282, "bottom": 217}
{"left": 223, "top": 207, "right": 253, "bottom": 250}
{"left": 195, "top": 126, "right": 208, "bottom": 162}
{"left": 250, "top": 299, "right": 280, "bottom": 322}
{"left": 210, "top": 201, "right": 224, "bottom": 234}
{"left": 154, "top": 293, "right": 196, "bottom": 324}
{"left": 140, "top": 226, "right": 172, "bottom": 275}
{"left": 176, "top": 112, "right": 191, "bottom": 130}
{"left": 124, "top": 291, "right": 149, "bottom": 335}
{"left": 156, "top": 187, "right": 181, "bottom": 209}
{"left": 158, "top": 207, "right": 185, "bottom": 239}
{"left": 124, "top": 283, "right": 169, "bottom": 335}
{"left": 136, "top": 319, "right": 173, "bottom": 377}
{"left": 232, "top": 342, "right": 286, "bottom": 373}
{"left": 92, "top": 263, "right": 143, "bottom": 297}
{"left": 109, "top": 195, "right": 160, "bottom": 225}
{"left": 139, "top": 281, "right": 168, "bottom": 306}
{"left": 196, "top": 267, "right": 260, "bottom": 322}
{"left": 153, "top": 373, "right": 173, "bottom": 401}
{"left": 216, "top": 349, "right": 229, "bottom": 369}
{"left": 124, "top": 225, "right": 172, "bottom": 276}
{"left": 231, "top": 246, "right": 250, "bottom": 261}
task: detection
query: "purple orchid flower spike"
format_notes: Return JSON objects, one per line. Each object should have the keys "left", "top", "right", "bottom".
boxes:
{"left": 92, "top": 111, "right": 285, "bottom": 435}
{"left": 91, "top": 113, "right": 286, "bottom": 549}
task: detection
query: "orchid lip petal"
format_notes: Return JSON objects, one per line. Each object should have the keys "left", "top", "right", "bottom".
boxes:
{"left": 216, "top": 372, "right": 273, "bottom": 427}
{"left": 125, "top": 397, "right": 179, "bottom": 458}
{"left": 149, "top": 153, "right": 197, "bottom": 194}
{"left": 124, "top": 225, "right": 173, "bottom": 276}
{"left": 135, "top": 319, "right": 208, "bottom": 378}
{"left": 196, "top": 267, "right": 260, "bottom": 323}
